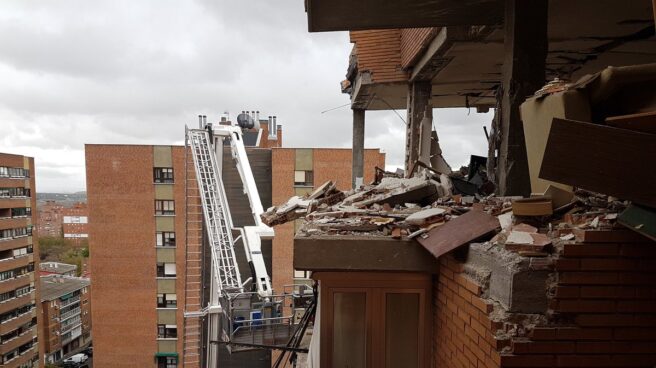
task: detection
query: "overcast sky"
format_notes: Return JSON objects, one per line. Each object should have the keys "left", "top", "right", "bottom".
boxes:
{"left": 0, "top": 0, "right": 492, "bottom": 193}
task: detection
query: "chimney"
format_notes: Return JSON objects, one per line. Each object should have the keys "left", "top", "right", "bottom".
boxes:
{"left": 256, "top": 111, "right": 260, "bottom": 122}
{"left": 270, "top": 116, "right": 278, "bottom": 139}
{"left": 198, "top": 115, "right": 203, "bottom": 129}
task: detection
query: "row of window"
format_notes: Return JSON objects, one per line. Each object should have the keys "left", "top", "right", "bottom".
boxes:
{"left": 0, "top": 264, "right": 34, "bottom": 282}
{"left": 154, "top": 168, "right": 174, "bottom": 183}
{"left": 0, "top": 303, "right": 35, "bottom": 324}
{"left": 155, "top": 167, "right": 177, "bottom": 363}
{"left": 0, "top": 188, "right": 31, "bottom": 198}
{"left": 0, "top": 227, "right": 32, "bottom": 241}
{"left": 0, "top": 285, "right": 33, "bottom": 303}
{"left": 0, "top": 167, "right": 29, "bottom": 178}
{"left": 155, "top": 200, "right": 175, "bottom": 215}
{"left": 0, "top": 246, "right": 34, "bottom": 262}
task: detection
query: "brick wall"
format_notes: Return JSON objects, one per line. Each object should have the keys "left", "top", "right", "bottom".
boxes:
{"left": 400, "top": 28, "right": 439, "bottom": 69}
{"left": 349, "top": 30, "right": 408, "bottom": 83}
{"left": 434, "top": 233, "right": 656, "bottom": 368}
{"left": 434, "top": 256, "right": 503, "bottom": 368}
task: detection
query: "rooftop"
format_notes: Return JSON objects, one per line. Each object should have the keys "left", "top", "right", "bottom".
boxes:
{"left": 40, "top": 275, "right": 90, "bottom": 302}
{"left": 40, "top": 262, "right": 77, "bottom": 274}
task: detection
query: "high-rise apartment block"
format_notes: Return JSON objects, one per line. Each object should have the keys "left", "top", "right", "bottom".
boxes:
{"left": 61, "top": 203, "right": 88, "bottom": 245}
{"left": 86, "top": 116, "right": 384, "bottom": 367}
{"left": 0, "top": 152, "right": 40, "bottom": 368}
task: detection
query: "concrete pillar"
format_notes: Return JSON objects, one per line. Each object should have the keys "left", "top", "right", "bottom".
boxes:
{"left": 404, "top": 81, "right": 432, "bottom": 176}
{"left": 352, "top": 108, "right": 365, "bottom": 188}
{"left": 497, "top": 0, "right": 548, "bottom": 196}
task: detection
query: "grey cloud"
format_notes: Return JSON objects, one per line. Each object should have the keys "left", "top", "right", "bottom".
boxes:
{"left": 0, "top": 0, "right": 489, "bottom": 193}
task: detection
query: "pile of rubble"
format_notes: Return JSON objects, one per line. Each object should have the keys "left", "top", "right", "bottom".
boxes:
{"left": 262, "top": 171, "right": 632, "bottom": 258}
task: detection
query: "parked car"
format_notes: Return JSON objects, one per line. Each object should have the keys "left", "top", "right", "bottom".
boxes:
{"left": 63, "top": 353, "right": 88, "bottom": 366}
{"left": 82, "top": 346, "right": 93, "bottom": 357}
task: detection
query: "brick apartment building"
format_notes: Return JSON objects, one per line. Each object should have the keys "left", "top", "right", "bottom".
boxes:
{"left": 36, "top": 201, "right": 63, "bottom": 238}
{"left": 0, "top": 152, "right": 41, "bottom": 368}
{"left": 39, "top": 275, "right": 91, "bottom": 364}
{"left": 86, "top": 114, "right": 384, "bottom": 367}
{"left": 61, "top": 203, "right": 88, "bottom": 246}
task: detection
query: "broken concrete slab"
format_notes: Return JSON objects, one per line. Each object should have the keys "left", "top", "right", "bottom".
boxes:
{"left": 465, "top": 243, "right": 550, "bottom": 313}
{"left": 417, "top": 209, "right": 500, "bottom": 259}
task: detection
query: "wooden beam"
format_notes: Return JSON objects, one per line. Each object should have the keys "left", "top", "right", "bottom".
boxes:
{"left": 306, "top": 0, "right": 503, "bottom": 32}
{"left": 497, "top": 0, "right": 548, "bottom": 196}
{"left": 539, "top": 118, "right": 656, "bottom": 208}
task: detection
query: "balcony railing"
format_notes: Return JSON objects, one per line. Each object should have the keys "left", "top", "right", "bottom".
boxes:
{"left": 60, "top": 295, "right": 80, "bottom": 308}
{"left": 59, "top": 307, "right": 80, "bottom": 322}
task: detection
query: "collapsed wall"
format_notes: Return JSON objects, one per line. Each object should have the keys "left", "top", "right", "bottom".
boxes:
{"left": 435, "top": 230, "right": 656, "bottom": 368}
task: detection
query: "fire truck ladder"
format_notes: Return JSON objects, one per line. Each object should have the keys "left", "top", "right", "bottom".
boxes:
{"left": 188, "top": 129, "right": 243, "bottom": 299}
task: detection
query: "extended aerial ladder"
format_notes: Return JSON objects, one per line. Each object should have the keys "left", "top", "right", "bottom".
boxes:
{"left": 184, "top": 115, "right": 314, "bottom": 367}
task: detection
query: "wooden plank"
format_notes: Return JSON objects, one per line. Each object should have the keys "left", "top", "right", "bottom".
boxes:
{"left": 416, "top": 209, "right": 500, "bottom": 259}
{"left": 307, "top": 0, "right": 502, "bottom": 32}
{"left": 605, "top": 111, "right": 656, "bottom": 134}
{"left": 294, "top": 236, "right": 439, "bottom": 273}
{"left": 539, "top": 118, "right": 656, "bottom": 208}
{"left": 512, "top": 196, "right": 553, "bottom": 216}
{"left": 618, "top": 204, "right": 656, "bottom": 242}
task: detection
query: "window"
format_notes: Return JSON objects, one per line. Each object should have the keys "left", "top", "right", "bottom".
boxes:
{"left": 154, "top": 168, "right": 174, "bottom": 183}
{"left": 157, "top": 356, "right": 177, "bottom": 368}
{"left": 156, "top": 232, "right": 176, "bottom": 247}
{"left": 0, "top": 188, "right": 30, "bottom": 197}
{"left": 11, "top": 208, "right": 30, "bottom": 218}
{"left": 0, "top": 270, "right": 13, "bottom": 281}
{"left": 157, "top": 263, "right": 176, "bottom": 278}
{"left": 155, "top": 200, "right": 175, "bottom": 215}
{"left": 157, "top": 293, "right": 177, "bottom": 308}
{"left": 157, "top": 324, "right": 178, "bottom": 339}
{"left": 15, "top": 285, "right": 31, "bottom": 297}
{"left": 0, "top": 167, "right": 7, "bottom": 177}
{"left": 294, "top": 270, "right": 311, "bottom": 279}
{"left": 294, "top": 170, "right": 313, "bottom": 186}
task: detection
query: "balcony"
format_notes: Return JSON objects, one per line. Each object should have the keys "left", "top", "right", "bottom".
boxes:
{"left": 2, "top": 344, "right": 36, "bottom": 368}
{"left": 0, "top": 238, "right": 30, "bottom": 253}
{"left": 0, "top": 275, "right": 30, "bottom": 295}
{"left": 0, "top": 326, "right": 36, "bottom": 354}
{"left": 0, "top": 256, "right": 32, "bottom": 274}
{"left": 60, "top": 295, "right": 80, "bottom": 308}
{"left": 59, "top": 307, "right": 81, "bottom": 322}
{"left": 0, "top": 309, "right": 35, "bottom": 335}
{"left": 0, "top": 292, "right": 33, "bottom": 315}
{"left": 0, "top": 219, "right": 29, "bottom": 232}
{"left": 0, "top": 199, "right": 29, "bottom": 211}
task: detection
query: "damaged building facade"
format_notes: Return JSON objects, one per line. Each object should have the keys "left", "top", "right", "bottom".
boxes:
{"left": 267, "top": 1, "right": 656, "bottom": 367}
